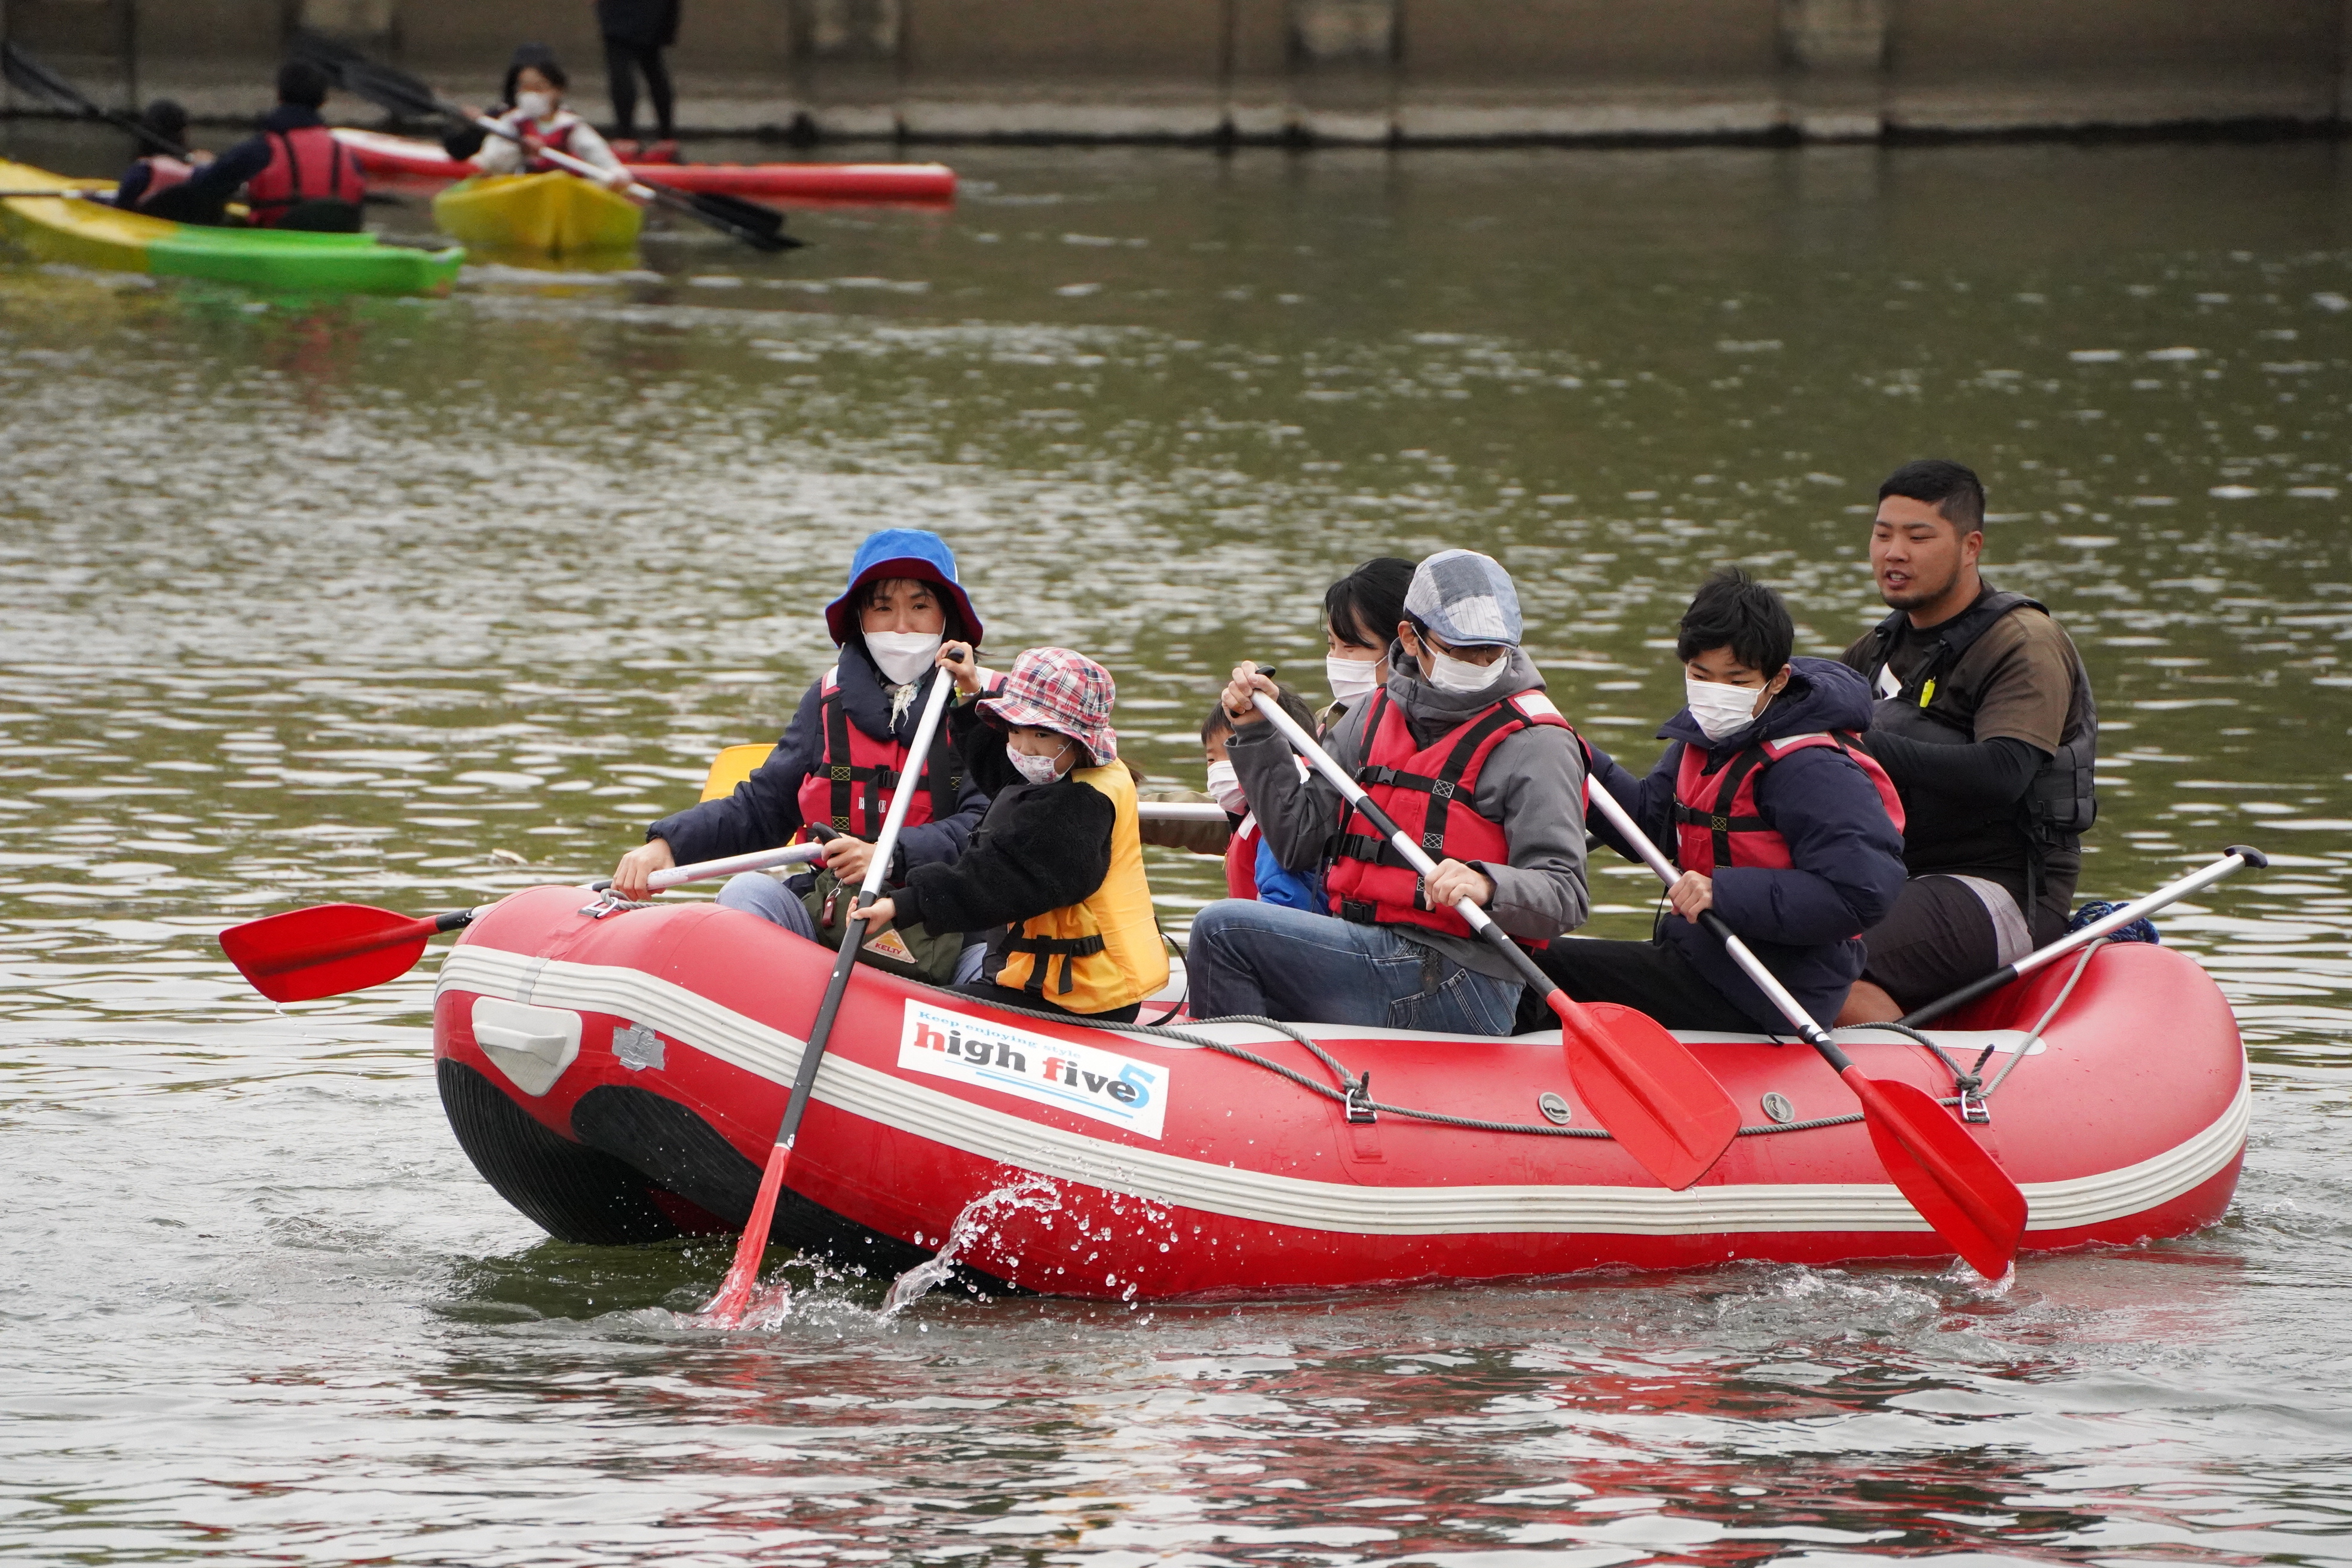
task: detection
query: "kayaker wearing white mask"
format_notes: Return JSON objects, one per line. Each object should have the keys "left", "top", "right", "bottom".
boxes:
{"left": 469, "top": 55, "right": 629, "bottom": 186}
{"left": 609, "top": 529, "right": 991, "bottom": 984}
{"left": 1319, "top": 556, "right": 1415, "bottom": 728}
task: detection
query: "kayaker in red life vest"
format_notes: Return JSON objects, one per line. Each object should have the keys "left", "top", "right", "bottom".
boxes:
{"left": 155, "top": 62, "right": 365, "bottom": 231}
{"left": 607, "top": 529, "right": 993, "bottom": 981}
{"left": 1189, "top": 550, "right": 1591, "bottom": 1036}
{"left": 111, "top": 100, "right": 210, "bottom": 216}
{"left": 467, "top": 54, "right": 629, "bottom": 188}
{"left": 1834, "top": 460, "right": 2100, "bottom": 1024}
{"left": 1528, "top": 569, "right": 1909, "bottom": 1034}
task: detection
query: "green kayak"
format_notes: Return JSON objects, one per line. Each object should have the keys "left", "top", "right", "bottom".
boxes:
{"left": 1, "top": 158, "right": 463, "bottom": 297}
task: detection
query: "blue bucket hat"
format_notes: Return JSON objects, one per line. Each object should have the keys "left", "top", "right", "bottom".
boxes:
{"left": 1404, "top": 549, "right": 1521, "bottom": 647}
{"left": 822, "top": 529, "right": 984, "bottom": 648}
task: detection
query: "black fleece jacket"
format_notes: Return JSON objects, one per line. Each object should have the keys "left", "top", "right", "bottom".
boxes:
{"left": 890, "top": 700, "right": 1114, "bottom": 938}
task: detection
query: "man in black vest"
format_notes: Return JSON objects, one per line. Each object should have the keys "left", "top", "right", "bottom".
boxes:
{"left": 1835, "top": 460, "right": 2098, "bottom": 1022}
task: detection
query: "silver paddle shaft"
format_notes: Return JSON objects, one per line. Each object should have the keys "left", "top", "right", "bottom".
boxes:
{"left": 647, "top": 841, "right": 824, "bottom": 891}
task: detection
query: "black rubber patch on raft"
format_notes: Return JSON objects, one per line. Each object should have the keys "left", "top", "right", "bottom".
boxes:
{"left": 437, "top": 1058, "right": 685, "bottom": 1245}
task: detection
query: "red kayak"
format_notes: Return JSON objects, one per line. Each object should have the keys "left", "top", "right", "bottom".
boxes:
{"left": 333, "top": 128, "right": 955, "bottom": 206}
{"left": 431, "top": 884, "right": 2247, "bottom": 1298}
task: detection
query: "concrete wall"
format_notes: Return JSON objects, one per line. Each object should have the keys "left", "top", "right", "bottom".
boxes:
{"left": 4, "top": 0, "right": 2347, "bottom": 142}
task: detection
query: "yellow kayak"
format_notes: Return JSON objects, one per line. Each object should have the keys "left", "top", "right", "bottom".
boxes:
{"left": 432, "top": 173, "right": 643, "bottom": 256}
{"left": 0, "top": 158, "right": 462, "bottom": 296}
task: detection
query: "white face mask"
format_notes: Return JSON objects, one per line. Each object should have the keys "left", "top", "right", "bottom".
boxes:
{"left": 1009, "top": 741, "right": 1069, "bottom": 785}
{"left": 515, "top": 91, "right": 556, "bottom": 121}
{"left": 1425, "top": 646, "right": 1511, "bottom": 694}
{"left": 1326, "top": 654, "right": 1382, "bottom": 706}
{"left": 1684, "top": 675, "right": 1768, "bottom": 744}
{"left": 1204, "top": 759, "right": 1246, "bottom": 814}
{"left": 866, "top": 631, "right": 942, "bottom": 687}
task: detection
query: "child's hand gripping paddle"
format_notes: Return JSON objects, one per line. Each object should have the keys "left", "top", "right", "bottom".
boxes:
{"left": 1580, "top": 783, "right": 2028, "bottom": 1278}
{"left": 219, "top": 841, "right": 825, "bottom": 1003}
{"left": 1245, "top": 685, "right": 1741, "bottom": 1191}
{"left": 700, "top": 666, "right": 960, "bottom": 1326}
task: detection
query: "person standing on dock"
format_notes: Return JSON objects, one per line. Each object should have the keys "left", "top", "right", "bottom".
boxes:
{"left": 595, "top": 0, "right": 681, "bottom": 156}
{"left": 1835, "top": 460, "right": 2100, "bottom": 1023}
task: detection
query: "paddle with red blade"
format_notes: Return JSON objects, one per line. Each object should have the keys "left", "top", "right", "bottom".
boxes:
{"left": 219, "top": 841, "right": 825, "bottom": 1002}
{"left": 700, "top": 663, "right": 960, "bottom": 1326}
{"left": 1581, "top": 782, "right": 2028, "bottom": 1278}
{"left": 1244, "top": 682, "right": 1742, "bottom": 1191}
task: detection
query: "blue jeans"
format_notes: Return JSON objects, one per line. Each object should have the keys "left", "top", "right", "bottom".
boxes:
{"left": 716, "top": 872, "right": 987, "bottom": 984}
{"left": 1185, "top": 898, "right": 1524, "bottom": 1036}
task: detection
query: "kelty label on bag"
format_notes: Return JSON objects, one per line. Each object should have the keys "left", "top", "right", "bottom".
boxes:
{"left": 896, "top": 1001, "right": 1168, "bottom": 1140}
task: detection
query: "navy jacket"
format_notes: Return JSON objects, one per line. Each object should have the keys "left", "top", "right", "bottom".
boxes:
{"left": 166, "top": 104, "right": 324, "bottom": 221}
{"left": 1586, "top": 657, "right": 1907, "bottom": 1031}
{"left": 648, "top": 645, "right": 990, "bottom": 878}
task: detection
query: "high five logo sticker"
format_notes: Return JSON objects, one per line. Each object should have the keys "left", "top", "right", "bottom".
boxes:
{"left": 896, "top": 1002, "right": 1168, "bottom": 1140}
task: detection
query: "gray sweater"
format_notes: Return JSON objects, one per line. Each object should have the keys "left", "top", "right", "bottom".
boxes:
{"left": 1226, "top": 646, "right": 1591, "bottom": 982}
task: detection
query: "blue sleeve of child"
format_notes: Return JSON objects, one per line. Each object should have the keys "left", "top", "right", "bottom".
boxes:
{"left": 1254, "top": 835, "right": 1322, "bottom": 911}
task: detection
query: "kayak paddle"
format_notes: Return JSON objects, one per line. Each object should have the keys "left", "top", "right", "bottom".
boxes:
{"left": 292, "top": 36, "right": 801, "bottom": 253}
{"left": 2, "top": 42, "right": 191, "bottom": 158}
{"left": 219, "top": 841, "right": 824, "bottom": 1003}
{"left": 1899, "top": 844, "right": 2267, "bottom": 1028}
{"left": 700, "top": 665, "right": 959, "bottom": 1325}
{"left": 1581, "top": 783, "right": 2028, "bottom": 1278}
{"left": 1245, "top": 685, "right": 1742, "bottom": 1191}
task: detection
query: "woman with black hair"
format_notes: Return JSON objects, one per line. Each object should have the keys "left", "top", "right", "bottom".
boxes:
{"left": 1319, "top": 556, "right": 1416, "bottom": 727}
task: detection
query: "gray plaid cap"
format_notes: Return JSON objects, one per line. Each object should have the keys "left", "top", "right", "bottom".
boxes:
{"left": 1403, "top": 549, "right": 1522, "bottom": 647}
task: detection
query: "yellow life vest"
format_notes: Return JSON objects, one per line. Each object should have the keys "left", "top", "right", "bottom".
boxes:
{"left": 993, "top": 761, "right": 1169, "bottom": 1014}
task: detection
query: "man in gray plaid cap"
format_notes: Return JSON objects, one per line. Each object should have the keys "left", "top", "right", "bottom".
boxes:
{"left": 1191, "top": 549, "right": 1590, "bottom": 1034}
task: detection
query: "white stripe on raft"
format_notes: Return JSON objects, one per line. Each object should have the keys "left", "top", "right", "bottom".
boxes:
{"left": 436, "top": 945, "right": 2247, "bottom": 1239}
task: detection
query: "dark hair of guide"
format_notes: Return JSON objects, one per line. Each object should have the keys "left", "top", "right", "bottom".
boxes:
{"left": 1878, "top": 458, "right": 1986, "bottom": 534}
{"left": 1676, "top": 566, "right": 1795, "bottom": 678}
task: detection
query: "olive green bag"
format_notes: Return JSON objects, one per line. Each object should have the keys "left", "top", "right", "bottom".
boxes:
{"left": 798, "top": 867, "right": 965, "bottom": 984}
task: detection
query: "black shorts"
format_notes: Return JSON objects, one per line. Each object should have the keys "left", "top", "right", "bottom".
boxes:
{"left": 1518, "top": 938, "right": 1762, "bottom": 1034}
{"left": 1860, "top": 874, "right": 2038, "bottom": 1013}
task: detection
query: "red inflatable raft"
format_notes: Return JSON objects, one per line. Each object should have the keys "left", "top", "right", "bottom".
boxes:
{"left": 431, "top": 884, "right": 2247, "bottom": 1298}
{"left": 332, "top": 128, "right": 956, "bottom": 206}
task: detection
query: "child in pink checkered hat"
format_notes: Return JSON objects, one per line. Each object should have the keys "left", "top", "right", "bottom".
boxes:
{"left": 860, "top": 642, "right": 1170, "bottom": 1020}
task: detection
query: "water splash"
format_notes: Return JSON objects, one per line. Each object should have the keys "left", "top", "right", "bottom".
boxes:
{"left": 880, "top": 1173, "right": 1064, "bottom": 1319}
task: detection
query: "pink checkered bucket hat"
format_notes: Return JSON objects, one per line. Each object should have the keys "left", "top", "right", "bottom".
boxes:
{"left": 979, "top": 647, "right": 1119, "bottom": 766}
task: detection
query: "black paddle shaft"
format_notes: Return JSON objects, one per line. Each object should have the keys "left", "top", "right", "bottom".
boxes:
{"left": 2, "top": 43, "right": 189, "bottom": 158}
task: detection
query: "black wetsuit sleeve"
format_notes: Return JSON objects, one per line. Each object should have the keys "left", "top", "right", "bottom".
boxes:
{"left": 116, "top": 161, "right": 152, "bottom": 207}
{"left": 892, "top": 780, "right": 1114, "bottom": 937}
{"left": 441, "top": 124, "right": 488, "bottom": 160}
{"left": 179, "top": 133, "right": 272, "bottom": 207}
{"left": 1861, "top": 731, "right": 2044, "bottom": 810}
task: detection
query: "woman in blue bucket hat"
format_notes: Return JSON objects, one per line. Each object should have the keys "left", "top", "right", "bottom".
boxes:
{"left": 608, "top": 529, "right": 991, "bottom": 982}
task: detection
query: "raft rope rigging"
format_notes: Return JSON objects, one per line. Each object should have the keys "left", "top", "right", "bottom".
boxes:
{"left": 969, "top": 939, "right": 2107, "bottom": 1142}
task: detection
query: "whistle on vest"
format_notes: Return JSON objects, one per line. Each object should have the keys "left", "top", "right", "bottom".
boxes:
{"left": 1918, "top": 677, "right": 1937, "bottom": 709}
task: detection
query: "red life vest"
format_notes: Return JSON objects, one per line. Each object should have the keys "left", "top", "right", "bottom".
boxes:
{"left": 1671, "top": 731, "right": 1905, "bottom": 877}
{"left": 243, "top": 127, "right": 363, "bottom": 226}
{"left": 1324, "top": 688, "right": 1577, "bottom": 944}
{"left": 792, "top": 668, "right": 963, "bottom": 843}
{"left": 1223, "top": 814, "right": 1261, "bottom": 901}
{"left": 130, "top": 155, "right": 192, "bottom": 210}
